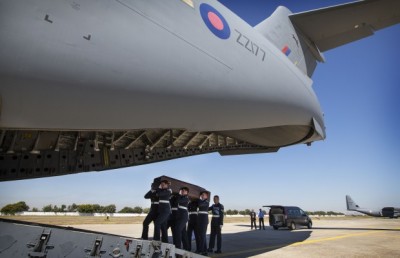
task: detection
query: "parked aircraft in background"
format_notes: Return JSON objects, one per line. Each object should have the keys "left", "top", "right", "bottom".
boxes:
{"left": 346, "top": 195, "right": 400, "bottom": 218}
{"left": 1, "top": 0, "right": 399, "bottom": 181}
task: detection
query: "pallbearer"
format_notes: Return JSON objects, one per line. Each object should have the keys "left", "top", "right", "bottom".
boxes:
{"left": 172, "top": 187, "right": 190, "bottom": 249}
{"left": 153, "top": 180, "right": 172, "bottom": 242}
{"left": 141, "top": 185, "right": 159, "bottom": 239}
{"left": 187, "top": 199, "right": 199, "bottom": 252}
{"left": 196, "top": 191, "right": 210, "bottom": 256}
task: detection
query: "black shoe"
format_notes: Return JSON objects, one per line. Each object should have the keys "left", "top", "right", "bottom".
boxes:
{"left": 201, "top": 252, "right": 208, "bottom": 256}
{"left": 215, "top": 250, "right": 222, "bottom": 254}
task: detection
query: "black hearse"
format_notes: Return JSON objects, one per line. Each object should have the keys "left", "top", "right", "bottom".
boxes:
{"left": 264, "top": 205, "right": 312, "bottom": 230}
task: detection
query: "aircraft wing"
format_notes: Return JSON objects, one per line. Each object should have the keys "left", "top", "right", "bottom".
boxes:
{"left": 289, "top": 0, "right": 400, "bottom": 52}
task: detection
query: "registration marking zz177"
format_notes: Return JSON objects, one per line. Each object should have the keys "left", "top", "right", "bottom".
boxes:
{"left": 235, "top": 29, "right": 266, "bottom": 62}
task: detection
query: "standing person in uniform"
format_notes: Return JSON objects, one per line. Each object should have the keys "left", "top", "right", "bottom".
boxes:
{"left": 153, "top": 180, "right": 172, "bottom": 241}
{"left": 141, "top": 185, "right": 159, "bottom": 239}
{"left": 250, "top": 209, "right": 257, "bottom": 230}
{"left": 172, "top": 187, "right": 190, "bottom": 250}
{"left": 186, "top": 199, "right": 199, "bottom": 252}
{"left": 196, "top": 191, "right": 209, "bottom": 256}
{"left": 208, "top": 195, "right": 224, "bottom": 254}
{"left": 258, "top": 208, "right": 265, "bottom": 230}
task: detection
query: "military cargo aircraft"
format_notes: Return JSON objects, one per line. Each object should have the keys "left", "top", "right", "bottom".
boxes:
{"left": 346, "top": 195, "right": 400, "bottom": 218}
{"left": 1, "top": 0, "right": 399, "bottom": 181}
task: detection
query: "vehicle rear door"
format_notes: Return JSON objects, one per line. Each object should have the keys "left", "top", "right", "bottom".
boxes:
{"left": 298, "top": 209, "right": 308, "bottom": 225}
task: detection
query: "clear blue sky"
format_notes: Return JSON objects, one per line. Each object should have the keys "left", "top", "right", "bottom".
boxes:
{"left": 1, "top": 0, "right": 399, "bottom": 213}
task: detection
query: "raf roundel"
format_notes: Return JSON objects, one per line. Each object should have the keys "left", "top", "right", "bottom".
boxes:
{"left": 200, "top": 3, "right": 230, "bottom": 40}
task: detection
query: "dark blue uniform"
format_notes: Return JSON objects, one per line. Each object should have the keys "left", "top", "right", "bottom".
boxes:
{"left": 141, "top": 190, "right": 158, "bottom": 240}
{"left": 167, "top": 194, "right": 179, "bottom": 231}
{"left": 208, "top": 203, "right": 224, "bottom": 252}
{"left": 153, "top": 187, "right": 172, "bottom": 241}
{"left": 196, "top": 198, "right": 209, "bottom": 254}
{"left": 186, "top": 200, "right": 199, "bottom": 252}
{"left": 172, "top": 194, "right": 189, "bottom": 249}
{"left": 250, "top": 211, "right": 257, "bottom": 229}
{"left": 160, "top": 221, "right": 169, "bottom": 243}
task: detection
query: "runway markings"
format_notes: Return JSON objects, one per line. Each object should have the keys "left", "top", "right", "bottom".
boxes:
{"left": 290, "top": 230, "right": 390, "bottom": 247}
{"left": 213, "top": 243, "right": 287, "bottom": 257}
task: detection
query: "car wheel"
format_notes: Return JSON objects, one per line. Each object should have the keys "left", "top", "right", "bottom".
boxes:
{"left": 273, "top": 226, "right": 278, "bottom": 230}
{"left": 289, "top": 222, "right": 296, "bottom": 230}
{"left": 307, "top": 221, "right": 312, "bottom": 229}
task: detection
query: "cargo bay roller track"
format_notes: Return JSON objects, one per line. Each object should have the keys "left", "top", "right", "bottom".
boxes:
{"left": 0, "top": 129, "right": 278, "bottom": 181}
{"left": 0, "top": 218, "right": 207, "bottom": 258}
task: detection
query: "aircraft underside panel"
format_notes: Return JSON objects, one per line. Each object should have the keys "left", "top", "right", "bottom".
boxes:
{"left": 0, "top": 129, "right": 280, "bottom": 181}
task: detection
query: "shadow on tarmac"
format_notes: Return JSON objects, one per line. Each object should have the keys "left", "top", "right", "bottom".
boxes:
{"left": 208, "top": 226, "right": 311, "bottom": 258}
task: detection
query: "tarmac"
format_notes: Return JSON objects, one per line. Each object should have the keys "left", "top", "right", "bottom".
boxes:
{"left": 70, "top": 217, "right": 400, "bottom": 258}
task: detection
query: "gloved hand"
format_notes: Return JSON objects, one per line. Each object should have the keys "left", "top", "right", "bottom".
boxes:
{"left": 220, "top": 225, "right": 223, "bottom": 229}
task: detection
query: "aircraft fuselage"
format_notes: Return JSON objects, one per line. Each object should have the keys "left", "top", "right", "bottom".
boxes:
{"left": 0, "top": 0, "right": 324, "bottom": 139}
{"left": 0, "top": 0, "right": 325, "bottom": 180}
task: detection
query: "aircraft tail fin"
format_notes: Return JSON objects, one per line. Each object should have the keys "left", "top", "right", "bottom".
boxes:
{"left": 346, "top": 195, "right": 360, "bottom": 211}
{"left": 256, "top": 1, "right": 400, "bottom": 78}
{"left": 255, "top": 6, "right": 323, "bottom": 78}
